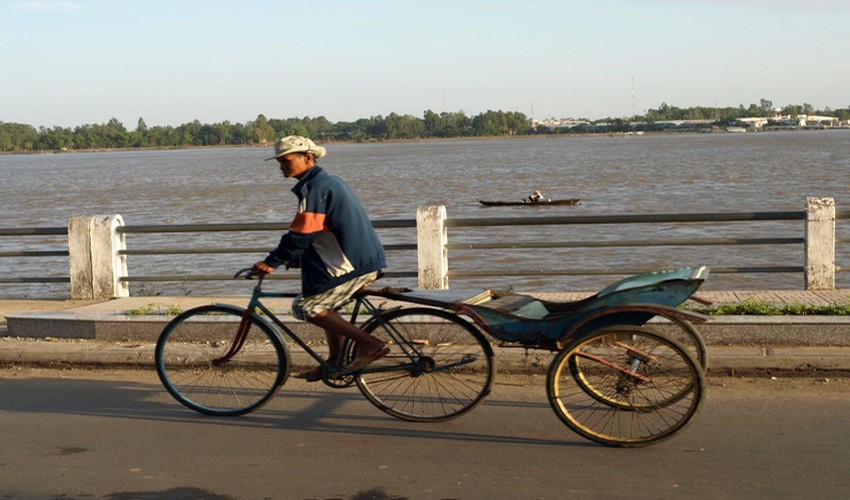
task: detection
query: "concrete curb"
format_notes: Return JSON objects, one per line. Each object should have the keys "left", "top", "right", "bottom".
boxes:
{"left": 3, "top": 296, "right": 850, "bottom": 375}
{"left": 2, "top": 337, "right": 849, "bottom": 376}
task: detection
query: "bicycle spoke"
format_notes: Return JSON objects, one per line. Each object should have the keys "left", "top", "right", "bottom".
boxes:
{"left": 156, "top": 305, "right": 287, "bottom": 416}
{"left": 547, "top": 325, "right": 703, "bottom": 447}
{"left": 354, "top": 308, "right": 495, "bottom": 422}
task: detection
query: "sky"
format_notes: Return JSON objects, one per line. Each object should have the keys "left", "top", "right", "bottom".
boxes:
{"left": 1, "top": 0, "right": 849, "bottom": 129}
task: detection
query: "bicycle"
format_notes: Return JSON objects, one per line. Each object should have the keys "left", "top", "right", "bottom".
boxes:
{"left": 155, "top": 268, "right": 496, "bottom": 423}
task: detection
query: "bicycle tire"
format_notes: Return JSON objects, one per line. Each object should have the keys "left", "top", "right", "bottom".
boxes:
{"left": 547, "top": 325, "right": 704, "bottom": 447}
{"left": 650, "top": 315, "right": 708, "bottom": 370}
{"left": 575, "top": 312, "right": 708, "bottom": 371}
{"left": 568, "top": 316, "right": 706, "bottom": 409}
{"left": 351, "top": 307, "right": 495, "bottom": 423}
{"left": 155, "top": 304, "right": 289, "bottom": 416}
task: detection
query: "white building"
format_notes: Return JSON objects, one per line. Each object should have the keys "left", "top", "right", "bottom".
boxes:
{"left": 736, "top": 117, "right": 769, "bottom": 129}
{"left": 800, "top": 115, "right": 840, "bottom": 127}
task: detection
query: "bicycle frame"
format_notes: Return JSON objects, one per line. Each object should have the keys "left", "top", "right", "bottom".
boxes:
{"left": 225, "top": 274, "right": 435, "bottom": 378}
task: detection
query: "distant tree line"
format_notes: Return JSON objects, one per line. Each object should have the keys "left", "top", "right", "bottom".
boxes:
{"left": 0, "top": 110, "right": 531, "bottom": 152}
{"left": 1, "top": 100, "right": 848, "bottom": 153}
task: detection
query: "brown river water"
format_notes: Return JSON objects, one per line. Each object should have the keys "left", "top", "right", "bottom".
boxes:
{"left": 1, "top": 131, "right": 848, "bottom": 297}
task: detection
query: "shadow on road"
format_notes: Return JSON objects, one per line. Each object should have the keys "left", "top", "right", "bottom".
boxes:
{"left": 0, "top": 374, "right": 592, "bottom": 449}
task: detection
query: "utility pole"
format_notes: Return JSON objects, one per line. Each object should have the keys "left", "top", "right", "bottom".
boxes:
{"left": 631, "top": 76, "right": 636, "bottom": 121}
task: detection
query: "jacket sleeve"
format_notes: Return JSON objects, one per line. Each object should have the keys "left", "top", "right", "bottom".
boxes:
{"left": 263, "top": 189, "right": 328, "bottom": 268}
{"left": 263, "top": 226, "right": 316, "bottom": 268}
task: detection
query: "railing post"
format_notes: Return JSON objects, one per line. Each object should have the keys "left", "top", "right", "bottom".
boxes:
{"left": 417, "top": 205, "right": 448, "bottom": 290}
{"left": 68, "top": 215, "right": 129, "bottom": 299}
{"left": 804, "top": 197, "right": 835, "bottom": 290}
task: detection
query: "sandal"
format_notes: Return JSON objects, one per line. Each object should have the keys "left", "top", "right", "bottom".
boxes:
{"left": 345, "top": 346, "right": 390, "bottom": 372}
{"left": 293, "top": 365, "right": 323, "bottom": 382}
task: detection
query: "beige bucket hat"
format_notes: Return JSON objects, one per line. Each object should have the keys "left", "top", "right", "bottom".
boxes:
{"left": 265, "top": 135, "right": 327, "bottom": 161}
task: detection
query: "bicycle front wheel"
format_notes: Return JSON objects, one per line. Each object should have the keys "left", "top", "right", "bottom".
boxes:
{"left": 155, "top": 305, "right": 289, "bottom": 417}
{"left": 353, "top": 307, "right": 495, "bottom": 423}
{"left": 547, "top": 325, "right": 704, "bottom": 447}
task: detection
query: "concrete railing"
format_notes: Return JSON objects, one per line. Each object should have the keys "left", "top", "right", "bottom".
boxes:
{"left": 55, "top": 196, "right": 839, "bottom": 299}
{"left": 417, "top": 196, "right": 837, "bottom": 291}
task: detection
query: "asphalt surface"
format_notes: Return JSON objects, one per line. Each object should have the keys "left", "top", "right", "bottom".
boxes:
{"left": 2, "top": 368, "right": 849, "bottom": 499}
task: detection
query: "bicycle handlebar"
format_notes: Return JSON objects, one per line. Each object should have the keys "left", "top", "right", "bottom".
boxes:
{"left": 234, "top": 267, "right": 268, "bottom": 293}
{"left": 234, "top": 268, "right": 256, "bottom": 280}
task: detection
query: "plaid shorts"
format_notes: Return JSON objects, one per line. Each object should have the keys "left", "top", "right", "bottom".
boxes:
{"left": 292, "top": 271, "right": 380, "bottom": 320}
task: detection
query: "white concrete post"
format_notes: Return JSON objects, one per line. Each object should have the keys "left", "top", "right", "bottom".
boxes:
{"left": 68, "top": 215, "right": 129, "bottom": 299}
{"left": 417, "top": 205, "right": 448, "bottom": 290}
{"left": 68, "top": 216, "right": 93, "bottom": 300}
{"left": 804, "top": 197, "right": 835, "bottom": 290}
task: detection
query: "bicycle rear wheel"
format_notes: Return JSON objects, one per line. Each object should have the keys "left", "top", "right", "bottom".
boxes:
{"left": 352, "top": 307, "right": 495, "bottom": 423}
{"left": 651, "top": 314, "right": 708, "bottom": 371}
{"left": 155, "top": 305, "right": 289, "bottom": 416}
{"left": 568, "top": 317, "right": 704, "bottom": 409}
{"left": 547, "top": 325, "right": 703, "bottom": 447}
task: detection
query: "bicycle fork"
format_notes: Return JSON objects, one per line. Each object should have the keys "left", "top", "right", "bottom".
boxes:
{"left": 213, "top": 307, "right": 255, "bottom": 366}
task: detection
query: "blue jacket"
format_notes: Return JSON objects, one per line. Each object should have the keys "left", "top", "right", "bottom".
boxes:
{"left": 263, "top": 166, "right": 386, "bottom": 296}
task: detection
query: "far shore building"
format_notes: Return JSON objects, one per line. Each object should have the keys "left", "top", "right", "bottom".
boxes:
{"left": 532, "top": 118, "right": 591, "bottom": 131}
{"left": 534, "top": 113, "right": 845, "bottom": 133}
{"left": 736, "top": 114, "right": 840, "bottom": 129}
{"left": 735, "top": 117, "right": 770, "bottom": 129}
{"left": 801, "top": 115, "right": 841, "bottom": 127}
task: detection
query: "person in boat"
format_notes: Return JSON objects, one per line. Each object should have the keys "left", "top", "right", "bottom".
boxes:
{"left": 526, "top": 190, "right": 545, "bottom": 203}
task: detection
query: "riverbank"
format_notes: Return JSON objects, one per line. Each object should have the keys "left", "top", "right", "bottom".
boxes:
{"left": 3, "top": 126, "right": 848, "bottom": 156}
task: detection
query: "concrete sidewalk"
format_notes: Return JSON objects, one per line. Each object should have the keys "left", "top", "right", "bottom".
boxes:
{"left": 1, "top": 290, "right": 850, "bottom": 375}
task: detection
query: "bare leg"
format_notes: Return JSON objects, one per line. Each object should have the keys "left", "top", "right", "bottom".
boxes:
{"left": 307, "top": 309, "right": 386, "bottom": 357}
{"left": 324, "top": 329, "right": 344, "bottom": 364}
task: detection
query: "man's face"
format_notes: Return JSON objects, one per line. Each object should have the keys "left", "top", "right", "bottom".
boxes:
{"left": 277, "top": 153, "right": 314, "bottom": 178}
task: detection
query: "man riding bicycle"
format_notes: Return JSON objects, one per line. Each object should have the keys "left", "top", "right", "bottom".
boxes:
{"left": 252, "top": 135, "right": 388, "bottom": 381}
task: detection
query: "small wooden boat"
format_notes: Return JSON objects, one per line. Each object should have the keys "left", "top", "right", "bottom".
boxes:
{"left": 478, "top": 198, "right": 581, "bottom": 207}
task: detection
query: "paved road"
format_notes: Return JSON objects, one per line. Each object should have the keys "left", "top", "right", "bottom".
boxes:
{"left": 1, "top": 368, "right": 848, "bottom": 499}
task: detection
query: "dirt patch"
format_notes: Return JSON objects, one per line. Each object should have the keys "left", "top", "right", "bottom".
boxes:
{"left": 706, "top": 374, "right": 850, "bottom": 397}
